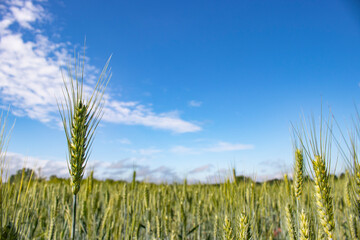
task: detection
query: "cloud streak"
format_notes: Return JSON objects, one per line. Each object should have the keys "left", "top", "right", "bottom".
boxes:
{"left": 170, "top": 141, "right": 254, "bottom": 154}
{"left": 204, "top": 141, "right": 254, "bottom": 152}
{"left": 0, "top": 0, "right": 201, "bottom": 133}
{"left": 188, "top": 164, "right": 213, "bottom": 174}
{"left": 188, "top": 100, "right": 202, "bottom": 107}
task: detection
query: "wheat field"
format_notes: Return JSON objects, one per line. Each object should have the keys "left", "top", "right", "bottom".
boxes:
{"left": 0, "top": 157, "right": 359, "bottom": 239}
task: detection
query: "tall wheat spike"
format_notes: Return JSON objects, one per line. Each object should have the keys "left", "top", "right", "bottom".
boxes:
{"left": 293, "top": 112, "right": 335, "bottom": 240}
{"left": 294, "top": 149, "right": 304, "bottom": 199}
{"left": 312, "top": 155, "right": 334, "bottom": 240}
{"left": 58, "top": 47, "right": 111, "bottom": 240}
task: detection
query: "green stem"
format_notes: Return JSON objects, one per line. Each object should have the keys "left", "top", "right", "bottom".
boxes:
{"left": 72, "top": 194, "right": 77, "bottom": 240}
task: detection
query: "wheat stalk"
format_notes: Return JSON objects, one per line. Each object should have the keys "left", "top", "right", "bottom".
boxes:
{"left": 58, "top": 47, "right": 111, "bottom": 239}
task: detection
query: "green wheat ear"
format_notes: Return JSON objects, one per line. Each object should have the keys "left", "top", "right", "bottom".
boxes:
{"left": 223, "top": 215, "right": 234, "bottom": 240}
{"left": 294, "top": 149, "right": 304, "bottom": 199}
{"left": 58, "top": 47, "right": 111, "bottom": 240}
{"left": 285, "top": 204, "right": 297, "bottom": 240}
{"left": 238, "top": 212, "right": 251, "bottom": 240}
{"left": 312, "top": 155, "right": 334, "bottom": 240}
{"left": 58, "top": 52, "right": 111, "bottom": 195}
{"left": 299, "top": 209, "right": 309, "bottom": 240}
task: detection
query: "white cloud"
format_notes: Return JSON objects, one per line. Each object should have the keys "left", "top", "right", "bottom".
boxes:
{"left": 3, "top": 152, "right": 68, "bottom": 179}
{"left": 188, "top": 100, "right": 202, "bottom": 107}
{"left": 0, "top": 0, "right": 201, "bottom": 133}
{"left": 103, "top": 101, "right": 201, "bottom": 133}
{"left": 204, "top": 141, "right": 254, "bottom": 152}
{"left": 9, "top": 0, "right": 46, "bottom": 29}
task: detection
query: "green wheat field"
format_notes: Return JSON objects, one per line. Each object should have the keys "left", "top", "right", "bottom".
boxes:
{"left": 1, "top": 155, "right": 359, "bottom": 240}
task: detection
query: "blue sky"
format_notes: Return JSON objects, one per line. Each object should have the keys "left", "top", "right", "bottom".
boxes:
{"left": 1, "top": 0, "right": 360, "bottom": 182}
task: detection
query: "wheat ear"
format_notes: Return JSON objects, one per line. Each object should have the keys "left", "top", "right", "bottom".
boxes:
{"left": 58, "top": 48, "right": 111, "bottom": 240}
{"left": 238, "top": 212, "right": 251, "bottom": 240}
{"left": 299, "top": 209, "right": 309, "bottom": 240}
{"left": 312, "top": 155, "right": 334, "bottom": 240}
{"left": 223, "top": 215, "right": 234, "bottom": 240}
{"left": 294, "top": 149, "right": 304, "bottom": 199}
{"left": 285, "top": 204, "right": 297, "bottom": 240}
{"left": 349, "top": 213, "right": 359, "bottom": 240}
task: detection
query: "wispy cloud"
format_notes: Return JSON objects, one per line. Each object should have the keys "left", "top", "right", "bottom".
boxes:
{"left": 139, "top": 166, "right": 181, "bottom": 183}
{"left": 2, "top": 0, "right": 46, "bottom": 31}
{"left": 258, "top": 159, "right": 287, "bottom": 170}
{"left": 204, "top": 141, "right": 254, "bottom": 152}
{"left": 170, "top": 141, "right": 254, "bottom": 154}
{"left": 188, "top": 164, "right": 213, "bottom": 174}
{"left": 0, "top": 0, "right": 201, "bottom": 133}
{"left": 203, "top": 168, "right": 232, "bottom": 184}
{"left": 102, "top": 160, "right": 182, "bottom": 183}
{"left": 103, "top": 102, "right": 201, "bottom": 133}
{"left": 188, "top": 100, "right": 202, "bottom": 107}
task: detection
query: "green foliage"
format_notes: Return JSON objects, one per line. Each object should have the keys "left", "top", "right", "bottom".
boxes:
{"left": 1, "top": 223, "right": 19, "bottom": 240}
